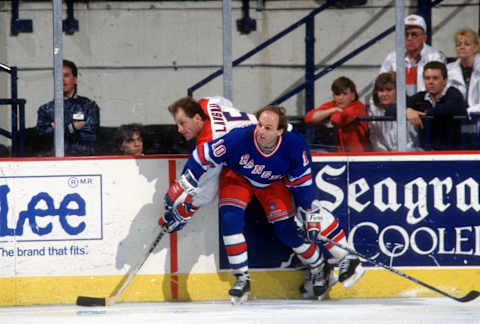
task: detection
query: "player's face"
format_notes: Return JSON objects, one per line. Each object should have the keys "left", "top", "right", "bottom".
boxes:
{"left": 424, "top": 68, "right": 447, "bottom": 97}
{"left": 255, "top": 110, "right": 283, "bottom": 148}
{"left": 377, "top": 84, "right": 396, "bottom": 108}
{"left": 405, "top": 26, "right": 426, "bottom": 53}
{"left": 63, "top": 66, "right": 77, "bottom": 98}
{"left": 174, "top": 108, "right": 203, "bottom": 141}
{"left": 333, "top": 88, "right": 356, "bottom": 109}
{"left": 120, "top": 132, "right": 143, "bottom": 156}
{"left": 455, "top": 35, "right": 479, "bottom": 61}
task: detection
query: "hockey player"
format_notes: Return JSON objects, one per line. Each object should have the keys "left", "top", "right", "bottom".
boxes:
{"left": 166, "top": 96, "right": 257, "bottom": 218}
{"left": 160, "top": 105, "right": 364, "bottom": 303}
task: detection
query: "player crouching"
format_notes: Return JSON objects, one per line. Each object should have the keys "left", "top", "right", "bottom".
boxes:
{"left": 297, "top": 200, "right": 365, "bottom": 299}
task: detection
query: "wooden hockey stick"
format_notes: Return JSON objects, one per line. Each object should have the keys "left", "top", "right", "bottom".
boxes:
{"left": 319, "top": 235, "right": 480, "bottom": 303}
{"left": 76, "top": 226, "right": 167, "bottom": 306}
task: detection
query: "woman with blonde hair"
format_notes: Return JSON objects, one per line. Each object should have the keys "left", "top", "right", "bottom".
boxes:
{"left": 447, "top": 28, "right": 480, "bottom": 116}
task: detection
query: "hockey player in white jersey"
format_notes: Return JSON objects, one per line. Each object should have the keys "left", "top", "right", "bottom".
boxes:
{"left": 160, "top": 105, "right": 364, "bottom": 303}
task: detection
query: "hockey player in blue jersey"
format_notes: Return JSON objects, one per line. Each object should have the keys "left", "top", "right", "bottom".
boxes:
{"left": 160, "top": 105, "right": 364, "bottom": 303}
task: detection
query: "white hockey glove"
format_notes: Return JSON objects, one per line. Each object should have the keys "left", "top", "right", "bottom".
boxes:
{"left": 297, "top": 206, "right": 323, "bottom": 242}
{"left": 159, "top": 170, "right": 199, "bottom": 233}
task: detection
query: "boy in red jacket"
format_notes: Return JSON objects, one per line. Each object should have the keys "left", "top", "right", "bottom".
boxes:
{"left": 304, "top": 76, "right": 370, "bottom": 152}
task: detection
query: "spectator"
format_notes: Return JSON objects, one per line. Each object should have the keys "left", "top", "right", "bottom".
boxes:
{"left": 304, "top": 76, "right": 370, "bottom": 152}
{"left": 369, "top": 72, "right": 421, "bottom": 151}
{"left": 36, "top": 59, "right": 100, "bottom": 156}
{"left": 114, "top": 123, "right": 144, "bottom": 155}
{"left": 402, "top": 61, "right": 467, "bottom": 150}
{"left": 447, "top": 28, "right": 480, "bottom": 117}
{"left": 368, "top": 72, "right": 397, "bottom": 151}
{"left": 380, "top": 14, "right": 446, "bottom": 96}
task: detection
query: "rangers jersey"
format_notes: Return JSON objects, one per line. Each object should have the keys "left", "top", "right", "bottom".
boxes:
{"left": 186, "top": 124, "right": 314, "bottom": 209}
{"left": 186, "top": 96, "right": 257, "bottom": 208}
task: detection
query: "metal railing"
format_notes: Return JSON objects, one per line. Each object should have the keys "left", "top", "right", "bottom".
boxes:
{"left": 0, "top": 63, "right": 26, "bottom": 156}
{"left": 188, "top": 0, "right": 341, "bottom": 111}
{"left": 187, "top": 1, "right": 446, "bottom": 146}
{"left": 188, "top": 1, "right": 443, "bottom": 108}
{"left": 355, "top": 114, "right": 478, "bottom": 151}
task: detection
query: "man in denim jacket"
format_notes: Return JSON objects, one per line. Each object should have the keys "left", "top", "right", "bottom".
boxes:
{"left": 37, "top": 60, "right": 100, "bottom": 156}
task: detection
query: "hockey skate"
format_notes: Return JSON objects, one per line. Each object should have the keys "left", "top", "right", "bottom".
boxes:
{"left": 300, "top": 261, "right": 338, "bottom": 300}
{"left": 338, "top": 254, "right": 365, "bottom": 288}
{"left": 229, "top": 272, "right": 250, "bottom": 305}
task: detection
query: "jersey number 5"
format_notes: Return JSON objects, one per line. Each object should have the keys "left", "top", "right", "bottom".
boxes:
{"left": 224, "top": 111, "right": 250, "bottom": 121}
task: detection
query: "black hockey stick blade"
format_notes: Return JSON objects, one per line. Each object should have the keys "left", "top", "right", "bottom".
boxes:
{"left": 76, "top": 226, "right": 168, "bottom": 307}
{"left": 455, "top": 290, "right": 480, "bottom": 303}
{"left": 76, "top": 296, "right": 106, "bottom": 306}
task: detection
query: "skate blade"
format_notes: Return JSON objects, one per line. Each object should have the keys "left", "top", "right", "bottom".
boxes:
{"left": 231, "top": 293, "right": 249, "bottom": 305}
{"left": 317, "top": 292, "right": 328, "bottom": 301}
{"left": 341, "top": 264, "right": 365, "bottom": 289}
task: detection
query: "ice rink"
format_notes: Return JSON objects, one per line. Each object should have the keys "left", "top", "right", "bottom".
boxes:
{"left": 2, "top": 297, "right": 479, "bottom": 324}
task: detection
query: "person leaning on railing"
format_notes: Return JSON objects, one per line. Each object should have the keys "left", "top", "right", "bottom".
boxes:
{"left": 392, "top": 61, "right": 467, "bottom": 151}
{"left": 304, "top": 76, "right": 370, "bottom": 152}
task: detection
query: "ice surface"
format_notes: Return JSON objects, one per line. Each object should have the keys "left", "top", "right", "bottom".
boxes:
{"left": 1, "top": 298, "right": 479, "bottom": 324}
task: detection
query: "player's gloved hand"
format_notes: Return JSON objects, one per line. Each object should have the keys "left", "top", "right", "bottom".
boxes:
{"left": 159, "top": 209, "right": 190, "bottom": 233}
{"left": 159, "top": 198, "right": 199, "bottom": 233}
{"left": 165, "top": 169, "right": 198, "bottom": 210}
{"left": 297, "top": 206, "right": 323, "bottom": 242}
{"left": 160, "top": 170, "right": 199, "bottom": 233}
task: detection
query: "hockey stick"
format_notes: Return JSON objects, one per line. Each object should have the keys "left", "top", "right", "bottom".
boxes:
{"left": 319, "top": 235, "right": 480, "bottom": 303}
{"left": 76, "top": 226, "right": 168, "bottom": 306}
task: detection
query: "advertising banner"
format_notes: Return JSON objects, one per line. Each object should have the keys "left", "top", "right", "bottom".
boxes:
{"left": 0, "top": 154, "right": 478, "bottom": 305}
{"left": 313, "top": 155, "right": 480, "bottom": 268}
{"left": 222, "top": 154, "right": 480, "bottom": 270}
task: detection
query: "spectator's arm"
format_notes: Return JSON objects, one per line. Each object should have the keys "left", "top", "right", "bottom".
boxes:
{"left": 406, "top": 108, "right": 425, "bottom": 129}
{"left": 36, "top": 103, "right": 54, "bottom": 135}
{"left": 329, "top": 101, "right": 365, "bottom": 127}
{"left": 74, "top": 100, "right": 100, "bottom": 143}
{"left": 305, "top": 108, "right": 340, "bottom": 125}
{"left": 304, "top": 102, "right": 340, "bottom": 125}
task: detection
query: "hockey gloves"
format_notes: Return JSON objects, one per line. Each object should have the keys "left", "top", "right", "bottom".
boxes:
{"left": 160, "top": 208, "right": 192, "bottom": 233}
{"left": 160, "top": 170, "right": 199, "bottom": 233}
{"left": 297, "top": 206, "right": 323, "bottom": 242}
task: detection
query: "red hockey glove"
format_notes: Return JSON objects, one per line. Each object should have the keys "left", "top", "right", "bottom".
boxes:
{"left": 165, "top": 170, "right": 198, "bottom": 209}
{"left": 160, "top": 170, "right": 199, "bottom": 233}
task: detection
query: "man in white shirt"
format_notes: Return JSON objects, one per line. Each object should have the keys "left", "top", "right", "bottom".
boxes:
{"left": 379, "top": 14, "right": 446, "bottom": 96}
